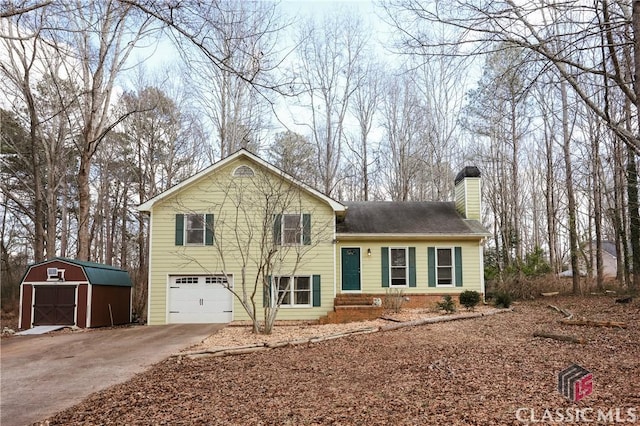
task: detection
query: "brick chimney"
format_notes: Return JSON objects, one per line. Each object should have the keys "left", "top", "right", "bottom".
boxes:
{"left": 454, "top": 166, "right": 481, "bottom": 220}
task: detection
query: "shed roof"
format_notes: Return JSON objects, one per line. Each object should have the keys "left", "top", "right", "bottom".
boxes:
{"left": 336, "top": 201, "right": 490, "bottom": 237}
{"left": 26, "top": 258, "right": 132, "bottom": 287}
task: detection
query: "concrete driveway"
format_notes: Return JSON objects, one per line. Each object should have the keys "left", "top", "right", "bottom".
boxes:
{"left": 0, "top": 324, "right": 222, "bottom": 426}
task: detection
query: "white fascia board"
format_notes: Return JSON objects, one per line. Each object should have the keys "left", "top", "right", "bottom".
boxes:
{"left": 335, "top": 233, "right": 489, "bottom": 241}
{"left": 137, "top": 149, "right": 346, "bottom": 213}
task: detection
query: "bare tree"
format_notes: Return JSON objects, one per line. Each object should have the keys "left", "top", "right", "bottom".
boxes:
{"left": 179, "top": 1, "right": 282, "bottom": 159}
{"left": 379, "top": 71, "right": 431, "bottom": 201}
{"left": 347, "top": 60, "right": 383, "bottom": 201}
{"left": 120, "top": 0, "right": 292, "bottom": 95}
{"left": 387, "top": 0, "right": 640, "bottom": 290}
{"left": 293, "top": 10, "right": 368, "bottom": 196}
{"left": 51, "top": 1, "right": 156, "bottom": 260}
{"left": 0, "top": 1, "right": 51, "bottom": 19}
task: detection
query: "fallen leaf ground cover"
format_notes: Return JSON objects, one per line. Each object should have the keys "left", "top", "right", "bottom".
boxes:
{"left": 45, "top": 296, "right": 639, "bottom": 425}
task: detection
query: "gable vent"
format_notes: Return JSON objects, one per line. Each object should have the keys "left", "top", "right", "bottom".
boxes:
{"left": 233, "top": 165, "right": 255, "bottom": 177}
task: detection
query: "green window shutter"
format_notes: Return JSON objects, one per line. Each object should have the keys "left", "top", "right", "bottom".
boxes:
{"left": 205, "top": 214, "right": 214, "bottom": 246}
{"left": 428, "top": 247, "right": 436, "bottom": 287}
{"left": 455, "top": 246, "right": 463, "bottom": 287}
{"left": 312, "top": 275, "right": 321, "bottom": 306}
{"left": 302, "top": 214, "right": 311, "bottom": 245}
{"left": 175, "top": 214, "right": 184, "bottom": 246}
{"left": 381, "top": 247, "right": 389, "bottom": 287}
{"left": 409, "top": 247, "right": 417, "bottom": 287}
{"left": 273, "top": 214, "right": 282, "bottom": 245}
{"left": 263, "top": 276, "right": 272, "bottom": 307}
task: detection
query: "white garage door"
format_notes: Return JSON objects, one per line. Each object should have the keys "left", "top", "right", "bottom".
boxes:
{"left": 168, "top": 275, "right": 233, "bottom": 323}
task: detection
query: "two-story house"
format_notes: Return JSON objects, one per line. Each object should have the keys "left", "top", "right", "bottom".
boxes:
{"left": 137, "top": 149, "right": 490, "bottom": 324}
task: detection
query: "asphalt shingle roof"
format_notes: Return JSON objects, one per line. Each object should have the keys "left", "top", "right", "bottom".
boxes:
{"left": 336, "top": 201, "right": 489, "bottom": 236}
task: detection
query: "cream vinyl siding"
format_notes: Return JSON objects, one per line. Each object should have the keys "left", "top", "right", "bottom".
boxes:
{"left": 455, "top": 177, "right": 481, "bottom": 220}
{"left": 336, "top": 240, "right": 484, "bottom": 294}
{"left": 147, "top": 158, "right": 336, "bottom": 324}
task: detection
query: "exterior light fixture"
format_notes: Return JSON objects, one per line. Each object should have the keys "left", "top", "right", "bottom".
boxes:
{"left": 367, "top": 248, "right": 372, "bottom": 256}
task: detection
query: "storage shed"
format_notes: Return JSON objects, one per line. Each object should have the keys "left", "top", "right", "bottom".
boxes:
{"left": 19, "top": 258, "right": 132, "bottom": 329}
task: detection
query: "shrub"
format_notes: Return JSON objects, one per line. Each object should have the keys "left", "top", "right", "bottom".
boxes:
{"left": 436, "top": 295, "right": 456, "bottom": 313}
{"left": 494, "top": 291, "right": 512, "bottom": 308}
{"left": 459, "top": 290, "right": 481, "bottom": 310}
{"left": 383, "top": 288, "right": 405, "bottom": 313}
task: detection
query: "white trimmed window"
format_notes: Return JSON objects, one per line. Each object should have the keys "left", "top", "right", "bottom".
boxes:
{"left": 175, "top": 214, "right": 214, "bottom": 246}
{"left": 274, "top": 213, "right": 311, "bottom": 246}
{"left": 185, "top": 214, "right": 205, "bottom": 245}
{"left": 282, "top": 214, "right": 302, "bottom": 245}
{"left": 390, "top": 248, "right": 408, "bottom": 287}
{"left": 436, "top": 248, "right": 454, "bottom": 286}
{"left": 275, "top": 276, "right": 312, "bottom": 307}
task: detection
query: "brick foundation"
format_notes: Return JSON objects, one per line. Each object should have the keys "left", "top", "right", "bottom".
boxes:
{"left": 317, "top": 292, "right": 484, "bottom": 324}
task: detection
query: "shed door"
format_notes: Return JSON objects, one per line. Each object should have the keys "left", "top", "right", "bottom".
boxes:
{"left": 168, "top": 275, "right": 233, "bottom": 323}
{"left": 33, "top": 286, "right": 76, "bottom": 326}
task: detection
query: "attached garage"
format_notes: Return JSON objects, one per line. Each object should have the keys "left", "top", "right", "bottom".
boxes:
{"left": 168, "top": 275, "right": 233, "bottom": 323}
{"left": 19, "top": 258, "right": 132, "bottom": 330}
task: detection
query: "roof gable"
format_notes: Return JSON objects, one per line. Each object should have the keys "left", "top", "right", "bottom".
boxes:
{"left": 23, "top": 258, "right": 132, "bottom": 287}
{"left": 336, "top": 201, "right": 490, "bottom": 237}
{"left": 137, "top": 149, "right": 346, "bottom": 213}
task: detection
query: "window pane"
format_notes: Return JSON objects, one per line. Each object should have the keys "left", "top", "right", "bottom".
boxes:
{"left": 391, "top": 268, "right": 406, "bottom": 279}
{"left": 295, "top": 276, "right": 310, "bottom": 290}
{"left": 438, "top": 267, "right": 452, "bottom": 285}
{"left": 277, "top": 277, "right": 290, "bottom": 291}
{"left": 186, "top": 214, "right": 204, "bottom": 244}
{"left": 295, "top": 290, "right": 310, "bottom": 305}
{"left": 186, "top": 230, "right": 204, "bottom": 244}
{"left": 284, "top": 214, "right": 299, "bottom": 228}
{"left": 277, "top": 277, "right": 290, "bottom": 305}
{"left": 283, "top": 214, "right": 301, "bottom": 244}
{"left": 391, "top": 249, "right": 406, "bottom": 266}
{"left": 391, "top": 278, "right": 406, "bottom": 286}
{"left": 437, "top": 249, "right": 452, "bottom": 266}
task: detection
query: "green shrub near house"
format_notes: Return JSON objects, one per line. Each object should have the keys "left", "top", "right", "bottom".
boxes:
{"left": 436, "top": 295, "right": 456, "bottom": 313}
{"left": 459, "top": 290, "right": 481, "bottom": 310}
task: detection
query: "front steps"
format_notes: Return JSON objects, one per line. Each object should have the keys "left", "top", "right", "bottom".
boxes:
{"left": 319, "top": 293, "right": 384, "bottom": 324}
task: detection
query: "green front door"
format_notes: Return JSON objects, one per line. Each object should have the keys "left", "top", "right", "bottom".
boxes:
{"left": 341, "top": 248, "right": 361, "bottom": 291}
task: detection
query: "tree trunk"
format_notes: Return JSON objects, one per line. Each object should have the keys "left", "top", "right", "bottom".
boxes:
{"left": 77, "top": 148, "right": 91, "bottom": 261}
{"left": 630, "top": 1, "right": 640, "bottom": 291}
{"left": 561, "top": 81, "right": 581, "bottom": 294}
{"left": 626, "top": 146, "right": 640, "bottom": 292}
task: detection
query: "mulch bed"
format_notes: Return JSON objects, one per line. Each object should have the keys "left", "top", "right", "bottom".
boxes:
{"left": 42, "top": 296, "right": 639, "bottom": 425}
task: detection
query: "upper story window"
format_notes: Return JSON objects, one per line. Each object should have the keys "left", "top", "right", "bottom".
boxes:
{"left": 175, "top": 214, "right": 214, "bottom": 246}
{"left": 233, "top": 165, "right": 255, "bottom": 177}
{"left": 283, "top": 214, "right": 302, "bottom": 245}
{"left": 274, "top": 213, "right": 311, "bottom": 246}
{"left": 186, "top": 214, "right": 205, "bottom": 245}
